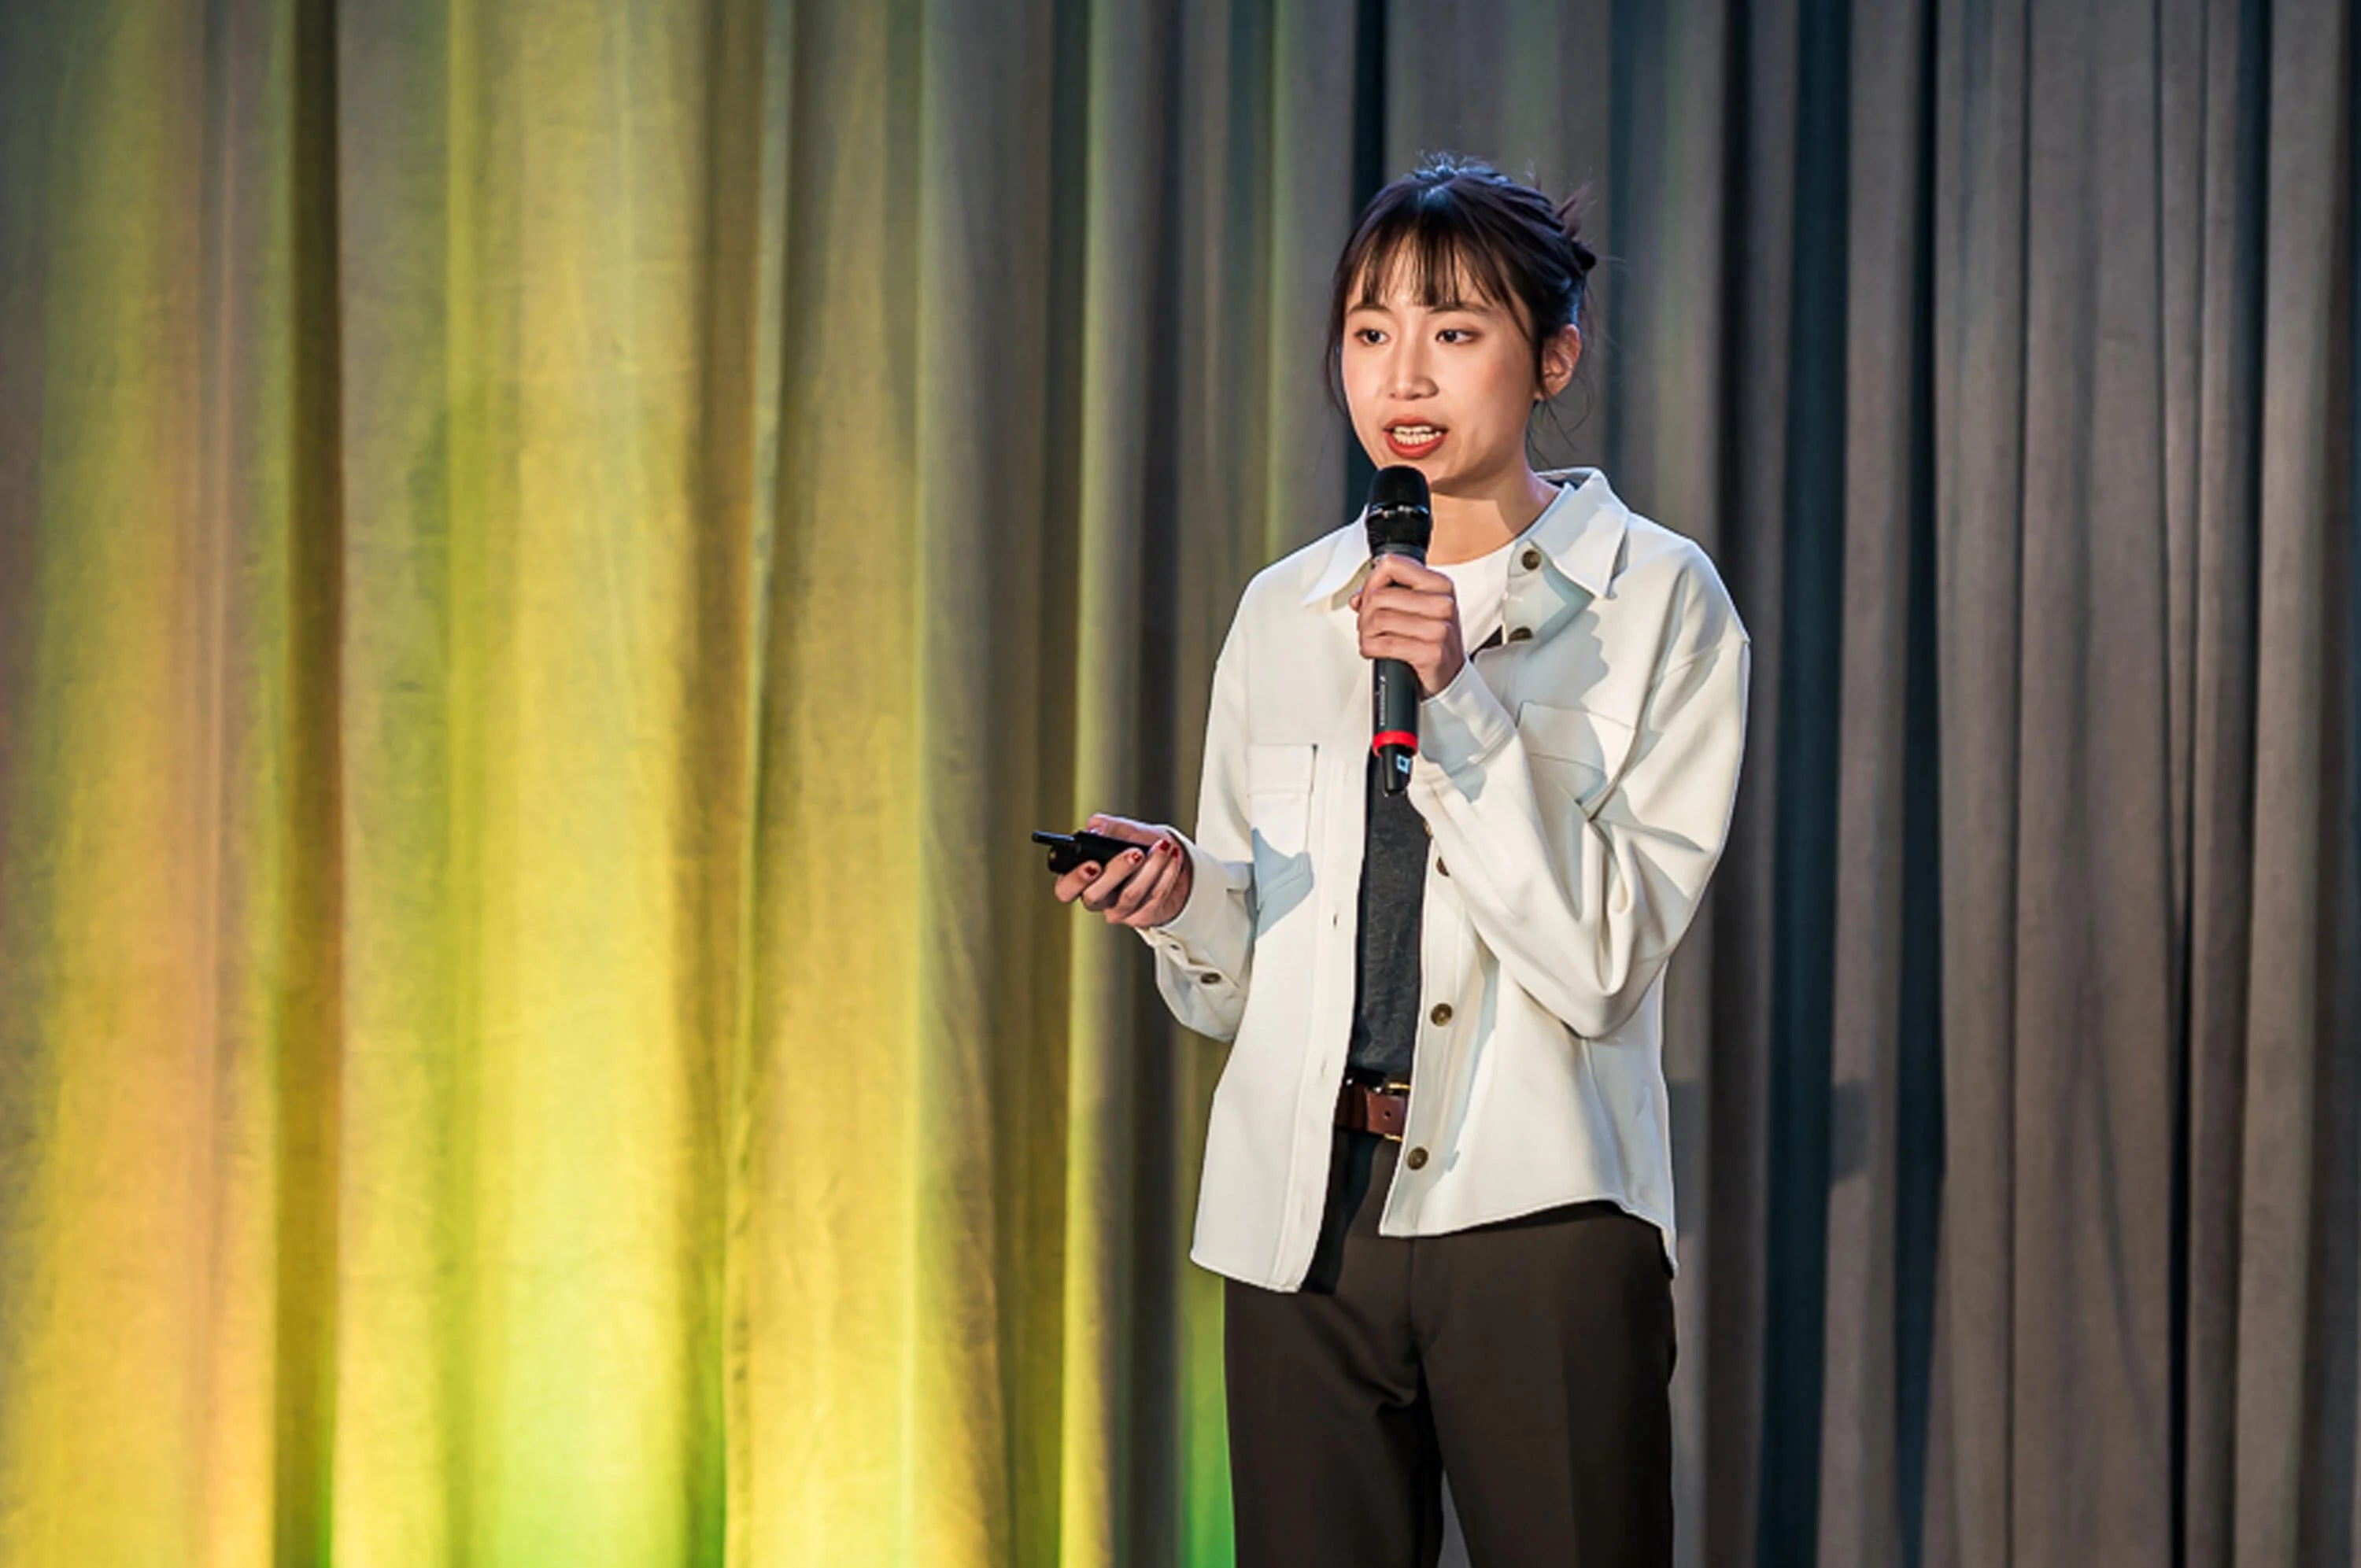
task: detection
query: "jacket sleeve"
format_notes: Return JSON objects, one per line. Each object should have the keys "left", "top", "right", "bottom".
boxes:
{"left": 1407, "top": 578, "right": 1751, "bottom": 1042}
{"left": 1132, "top": 610, "right": 1257, "bottom": 1040}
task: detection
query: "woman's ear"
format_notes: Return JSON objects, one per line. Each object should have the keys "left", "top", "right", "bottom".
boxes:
{"left": 1542, "top": 323, "right": 1582, "bottom": 400}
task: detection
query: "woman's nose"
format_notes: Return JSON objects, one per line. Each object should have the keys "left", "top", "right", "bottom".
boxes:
{"left": 1385, "top": 345, "right": 1434, "bottom": 397}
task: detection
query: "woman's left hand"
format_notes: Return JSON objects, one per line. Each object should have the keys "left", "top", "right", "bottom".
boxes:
{"left": 1351, "top": 553, "right": 1466, "bottom": 698}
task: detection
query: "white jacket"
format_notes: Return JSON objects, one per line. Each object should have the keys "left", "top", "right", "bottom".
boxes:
{"left": 1139, "top": 467, "right": 1750, "bottom": 1291}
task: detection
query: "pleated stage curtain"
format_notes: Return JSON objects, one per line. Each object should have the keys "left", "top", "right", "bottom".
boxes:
{"left": 1, "top": 2, "right": 2353, "bottom": 1565}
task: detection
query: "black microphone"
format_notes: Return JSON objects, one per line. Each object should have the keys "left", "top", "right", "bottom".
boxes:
{"left": 1365, "top": 466, "right": 1433, "bottom": 795}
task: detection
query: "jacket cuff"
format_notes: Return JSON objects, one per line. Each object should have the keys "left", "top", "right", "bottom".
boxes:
{"left": 1136, "top": 829, "right": 1248, "bottom": 978}
{"left": 1412, "top": 655, "right": 1518, "bottom": 791}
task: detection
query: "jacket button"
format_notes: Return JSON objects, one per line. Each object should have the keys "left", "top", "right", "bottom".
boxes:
{"left": 1428, "top": 1002, "right": 1453, "bottom": 1026}
{"left": 1197, "top": 972, "right": 1221, "bottom": 984}
{"left": 1406, "top": 1146, "right": 1429, "bottom": 1170}
{"left": 1507, "top": 625, "right": 1533, "bottom": 643}
{"left": 1436, "top": 857, "right": 1449, "bottom": 876}
{"left": 1520, "top": 547, "right": 1542, "bottom": 570}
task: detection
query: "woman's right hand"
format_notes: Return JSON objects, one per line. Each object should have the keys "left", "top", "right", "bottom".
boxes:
{"left": 1054, "top": 813, "right": 1192, "bottom": 928}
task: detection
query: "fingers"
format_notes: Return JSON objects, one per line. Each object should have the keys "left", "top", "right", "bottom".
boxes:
{"left": 1056, "top": 814, "right": 1155, "bottom": 903}
{"left": 1354, "top": 588, "right": 1456, "bottom": 622}
{"left": 1351, "top": 559, "right": 1456, "bottom": 623}
{"left": 1054, "top": 861, "right": 1100, "bottom": 902}
{"left": 1107, "top": 836, "right": 1187, "bottom": 925}
{"left": 1077, "top": 845, "right": 1147, "bottom": 906}
{"left": 1358, "top": 611, "right": 1452, "bottom": 663}
{"left": 1359, "top": 607, "right": 1453, "bottom": 644}
{"left": 1081, "top": 840, "right": 1166, "bottom": 911}
{"left": 1077, "top": 837, "right": 1174, "bottom": 918}
{"left": 1059, "top": 816, "right": 1185, "bottom": 917}
{"left": 1084, "top": 812, "right": 1158, "bottom": 846}
{"left": 1362, "top": 553, "right": 1449, "bottom": 594}
{"left": 1360, "top": 633, "right": 1444, "bottom": 665}
{"left": 1353, "top": 561, "right": 1461, "bottom": 684}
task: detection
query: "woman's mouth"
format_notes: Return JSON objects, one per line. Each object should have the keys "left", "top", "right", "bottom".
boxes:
{"left": 1384, "top": 424, "right": 1447, "bottom": 458}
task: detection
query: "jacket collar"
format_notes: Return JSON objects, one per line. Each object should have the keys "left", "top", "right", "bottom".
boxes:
{"left": 1299, "top": 466, "right": 1626, "bottom": 607}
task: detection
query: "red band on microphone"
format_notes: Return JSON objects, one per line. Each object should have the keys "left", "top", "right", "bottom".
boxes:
{"left": 1372, "top": 730, "right": 1418, "bottom": 754}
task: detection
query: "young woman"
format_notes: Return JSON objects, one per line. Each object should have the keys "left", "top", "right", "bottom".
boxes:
{"left": 1052, "top": 156, "right": 1750, "bottom": 1567}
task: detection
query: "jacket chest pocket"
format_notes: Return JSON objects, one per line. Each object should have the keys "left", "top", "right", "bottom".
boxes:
{"left": 1516, "top": 699, "right": 1635, "bottom": 816}
{"left": 1243, "top": 741, "right": 1317, "bottom": 892}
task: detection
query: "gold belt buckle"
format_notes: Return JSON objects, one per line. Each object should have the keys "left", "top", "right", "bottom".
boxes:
{"left": 1378, "top": 1079, "right": 1411, "bottom": 1141}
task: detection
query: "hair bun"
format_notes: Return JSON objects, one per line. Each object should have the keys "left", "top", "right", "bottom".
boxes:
{"left": 1556, "top": 183, "right": 1598, "bottom": 279}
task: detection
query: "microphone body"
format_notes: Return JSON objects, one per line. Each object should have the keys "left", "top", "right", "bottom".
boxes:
{"left": 1364, "top": 467, "right": 1434, "bottom": 795}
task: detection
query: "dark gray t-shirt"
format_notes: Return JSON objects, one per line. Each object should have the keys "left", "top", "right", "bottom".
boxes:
{"left": 1346, "top": 622, "right": 1504, "bottom": 1082}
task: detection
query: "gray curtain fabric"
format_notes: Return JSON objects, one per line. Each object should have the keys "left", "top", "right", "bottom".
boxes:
{"left": 1133, "top": 1, "right": 2359, "bottom": 1562}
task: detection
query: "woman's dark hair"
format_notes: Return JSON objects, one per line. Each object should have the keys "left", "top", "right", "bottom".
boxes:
{"left": 1321, "top": 153, "right": 1598, "bottom": 426}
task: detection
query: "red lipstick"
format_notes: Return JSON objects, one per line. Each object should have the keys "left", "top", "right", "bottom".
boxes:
{"left": 1384, "top": 425, "right": 1446, "bottom": 459}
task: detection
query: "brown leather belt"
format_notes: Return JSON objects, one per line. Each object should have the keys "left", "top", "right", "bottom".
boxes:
{"left": 1335, "top": 1077, "right": 1410, "bottom": 1141}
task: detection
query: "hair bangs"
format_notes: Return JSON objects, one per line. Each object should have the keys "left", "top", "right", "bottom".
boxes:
{"left": 1345, "top": 201, "right": 1521, "bottom": 324}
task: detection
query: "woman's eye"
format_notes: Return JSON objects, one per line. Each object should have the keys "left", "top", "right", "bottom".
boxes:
{"left": 1352, "top": 327, "right": 1474, "bottom": 345}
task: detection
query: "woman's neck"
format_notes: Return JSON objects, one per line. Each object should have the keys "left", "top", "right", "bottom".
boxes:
{"left": 1424, "top": 467, "right": 1565, "bottom": 565}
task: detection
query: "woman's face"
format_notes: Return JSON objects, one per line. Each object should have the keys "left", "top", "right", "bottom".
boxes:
{"left": 1339, "top": 255, "right": 1578, "bottom": 494}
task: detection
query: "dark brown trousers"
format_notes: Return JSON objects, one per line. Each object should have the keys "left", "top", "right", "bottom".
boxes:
{"left": 1222, "top": 1124, "right": 1677, "bottom": 1567}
